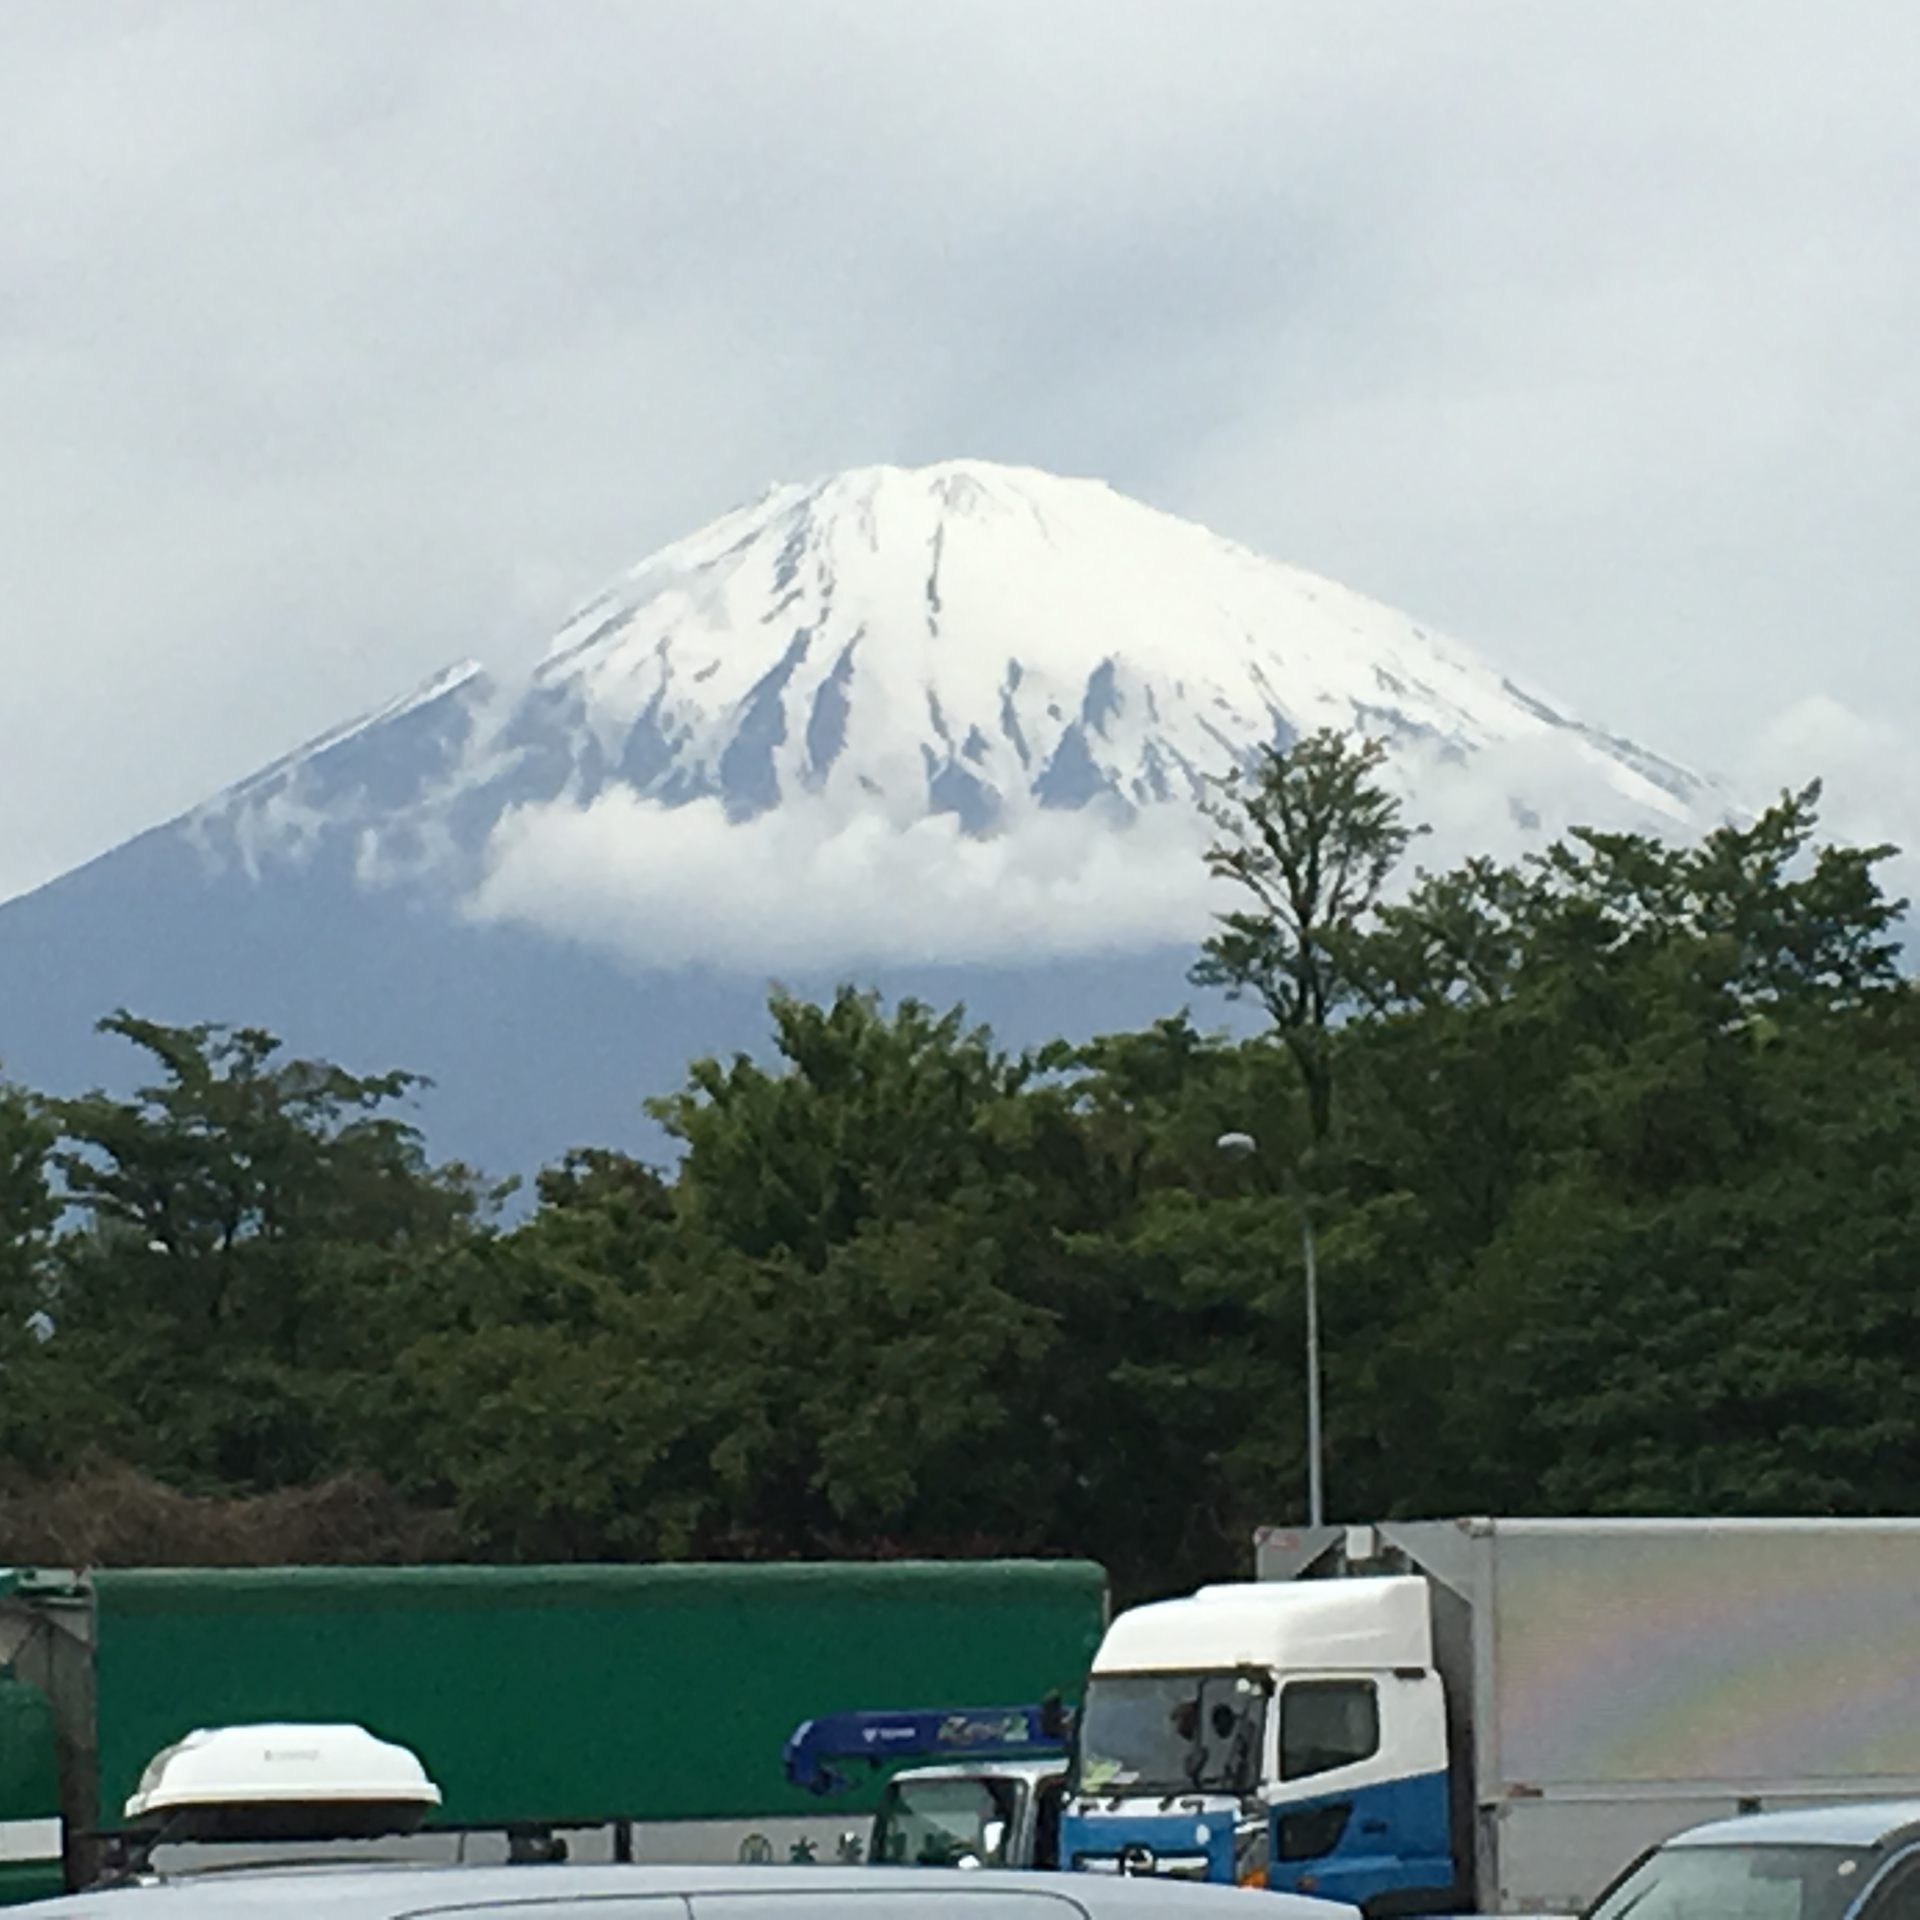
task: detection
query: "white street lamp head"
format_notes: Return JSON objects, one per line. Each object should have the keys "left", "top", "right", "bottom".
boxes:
{"left": 1215, "top": 1131, "right": 1258, "bottom": 1157}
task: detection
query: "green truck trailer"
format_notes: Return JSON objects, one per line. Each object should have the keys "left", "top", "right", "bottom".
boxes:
{"left": 0, "top": 1558, "right": 1107, "bottom": 1903}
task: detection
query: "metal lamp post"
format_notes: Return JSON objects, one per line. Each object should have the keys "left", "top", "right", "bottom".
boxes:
{"left": 1217, "top": 1130, "right": 1323, "bottom": 1528}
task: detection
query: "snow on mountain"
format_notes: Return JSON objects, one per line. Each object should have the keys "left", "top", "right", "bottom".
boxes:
{"left": 182, "top": 461, "right": 1729, "bottom": 969}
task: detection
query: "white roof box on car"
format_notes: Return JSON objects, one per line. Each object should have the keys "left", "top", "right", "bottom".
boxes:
{"left": 123, "top": 1723, "right": 443, "bottom": 1841}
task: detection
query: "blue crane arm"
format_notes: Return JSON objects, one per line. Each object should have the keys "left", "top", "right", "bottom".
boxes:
{"left": 783, "top": 1703, "right": 1075, "bottom": 1797}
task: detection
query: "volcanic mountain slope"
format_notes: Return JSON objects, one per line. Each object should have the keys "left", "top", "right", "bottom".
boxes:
{"left": 186, "top": 462, "right": 1717, "bottom": 941}
{"left": 0, "top": 462, "right": 1730, "bottom": 1174}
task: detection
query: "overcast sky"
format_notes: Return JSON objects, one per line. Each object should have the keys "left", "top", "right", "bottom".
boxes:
{"left": 3, "top": 1, "right": 1917, "bottom": 904}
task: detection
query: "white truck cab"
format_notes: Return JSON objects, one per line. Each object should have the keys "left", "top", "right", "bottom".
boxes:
{"left": 870, "top": 1756, "right": 1069, "bottom": 1870}
{"left": 1061, "top": 1577, "right": 1450, "bottom": 1900}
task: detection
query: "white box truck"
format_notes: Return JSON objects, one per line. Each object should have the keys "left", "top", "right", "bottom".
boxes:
{"left": 1060, "top": 1518, "right": 1920, "bottom": 1914}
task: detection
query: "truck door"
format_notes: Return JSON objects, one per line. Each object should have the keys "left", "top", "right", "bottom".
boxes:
{"left": 1264, "top": 1671, "right": 1454, "bottom": 1915}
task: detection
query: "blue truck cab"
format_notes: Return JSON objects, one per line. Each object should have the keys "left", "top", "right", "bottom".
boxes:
{"left": 1060, "top": 1577, "right": 1452, "bottom": 1908}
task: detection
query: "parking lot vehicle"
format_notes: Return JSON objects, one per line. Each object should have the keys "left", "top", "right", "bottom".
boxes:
{"left": 1585, "top": 1800, "right": 1920, "bottom": 1920}
{"left": 18, "top": 1722, "right": 1342, "bottom": 1919}
{"left": 1063, "top": 1518, "right": 1920, "bottom": 1910}
{"left": 20, "top": 1858, "right": 1356, "bottom": 1915}
{"left": 783, "top": 1704, "right": 1074, "bottom": 1869}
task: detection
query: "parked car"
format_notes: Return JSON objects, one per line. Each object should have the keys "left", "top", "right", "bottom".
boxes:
{"left": 22, "top": 1860, "right": 1351, "bottom": 1916}
{"left": 1586, "top": 1801, "right": 1920, "bottom": 1920}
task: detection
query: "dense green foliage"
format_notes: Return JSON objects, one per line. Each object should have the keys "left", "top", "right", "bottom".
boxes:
{"left": 2, "top": 736, "right": 1915, "bottom": 1596}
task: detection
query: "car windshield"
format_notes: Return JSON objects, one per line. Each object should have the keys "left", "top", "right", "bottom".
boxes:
{"left": 873, "top": 1775, "right": 1022, "bottom": 1867}
{"left": 1588, "top": 1844, "right": 1878, "bottom": 1920}
{"left": 1074, "top": 1670, "right": 1267, "bottom": 1794}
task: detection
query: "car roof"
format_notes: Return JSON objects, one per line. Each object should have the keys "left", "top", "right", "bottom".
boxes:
{"left": 1665, "top": 1801, "right": 1920, "bottom": 1850}
{"left": 22, "top": 1859, "right": 1355, "bottom": 1916}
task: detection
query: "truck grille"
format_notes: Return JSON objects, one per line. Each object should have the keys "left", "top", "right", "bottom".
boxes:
{"left": 1076, "top": 1850, "right": 1212, "bottom": 1880}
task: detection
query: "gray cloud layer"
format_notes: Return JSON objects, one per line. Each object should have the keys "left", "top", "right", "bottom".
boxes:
{"left": 4, "top": 2, "right": 1917, "bottom": 901}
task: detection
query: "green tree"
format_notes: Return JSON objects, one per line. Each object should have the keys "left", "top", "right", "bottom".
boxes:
{"left": 650, "top": 986, "right": 1034, "bottom": 1266}
{"left": 360, "top": 1225, "right": 767, "bottom": 1559}
{"left": 362, "top": 988, "right": 1091, "bottom": 1562}
{"left": 1192, "top": 729, "right": 1418, "bottom": 1143}
{"left": 1323, "top": 788, "right": 1920, "bottom": 1519}
{"left": 8, "top": 778, "right": 1911, "bottom": 1576}
{"left": 643, "top": 987, "right": 1092, "bottom": 1553}
{"left": 0, "top": 1068, "right": 54, "bottom": 1310}
{"left": 46, "top": 1013, "right": 485, "bottom": 1488}
{"left": 1023, "top": 1022, "right": 1322, "bottom": 1582}
{"left": 0, "top": 1069, "right": 71, "bottom": 1473}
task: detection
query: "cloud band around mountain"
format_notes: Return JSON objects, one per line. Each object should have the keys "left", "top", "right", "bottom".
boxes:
{"left": 467, "top": 789, "right": 1222, "bottom": 970}
{"left": 463, "top": 730, "right": 1730, "bottom": 974}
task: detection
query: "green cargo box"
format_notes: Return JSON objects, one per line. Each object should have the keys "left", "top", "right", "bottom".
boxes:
{"left": 84, "top": 1561, "right": 1106, "bottom": 1831}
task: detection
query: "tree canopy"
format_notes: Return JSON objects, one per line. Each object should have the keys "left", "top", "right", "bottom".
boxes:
{"left": 4, "top": 753, "right": 1916, "bottom": 1597}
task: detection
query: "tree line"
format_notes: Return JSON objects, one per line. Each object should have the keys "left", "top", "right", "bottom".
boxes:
{"left": 3, "top": 734, "right": 1915, "bottom": 1599}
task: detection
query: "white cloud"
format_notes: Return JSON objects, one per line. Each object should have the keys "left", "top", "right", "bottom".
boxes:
{"left": 464, "top": 728, "right": 1731, "bottom": 974}
{"left": 467, "top": 792, "right": 1222, "bottom": 971}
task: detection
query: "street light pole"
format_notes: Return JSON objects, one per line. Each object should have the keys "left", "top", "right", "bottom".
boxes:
{"left": 1217, "top": 1130, "right": 1324, "bottom": 1529}
{"left": 1298, "top": 1201, "right": 1323, "bottom": 1529}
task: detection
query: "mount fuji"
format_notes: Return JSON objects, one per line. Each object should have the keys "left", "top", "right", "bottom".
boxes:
{"left": 0, "top": 462, "right": 1728, "bottom": 1177}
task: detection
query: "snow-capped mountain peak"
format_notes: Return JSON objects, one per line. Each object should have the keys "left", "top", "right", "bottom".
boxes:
{"left": 515, "top": 459, "right": 1707, "bottom": 833}
{"left": 184, "top": 461, "right": 1726, "bottom": 967}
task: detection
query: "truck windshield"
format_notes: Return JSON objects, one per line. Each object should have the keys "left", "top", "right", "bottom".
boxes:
{"left": 1588, "top": 1844, "right": 1877, "bottom": 1920}
{"left": 1075, "top": 1670, "right": 1267, "bottom": 1794}
{"left": 873, "top": 1776, "right": 1022, "bottom": 1867}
